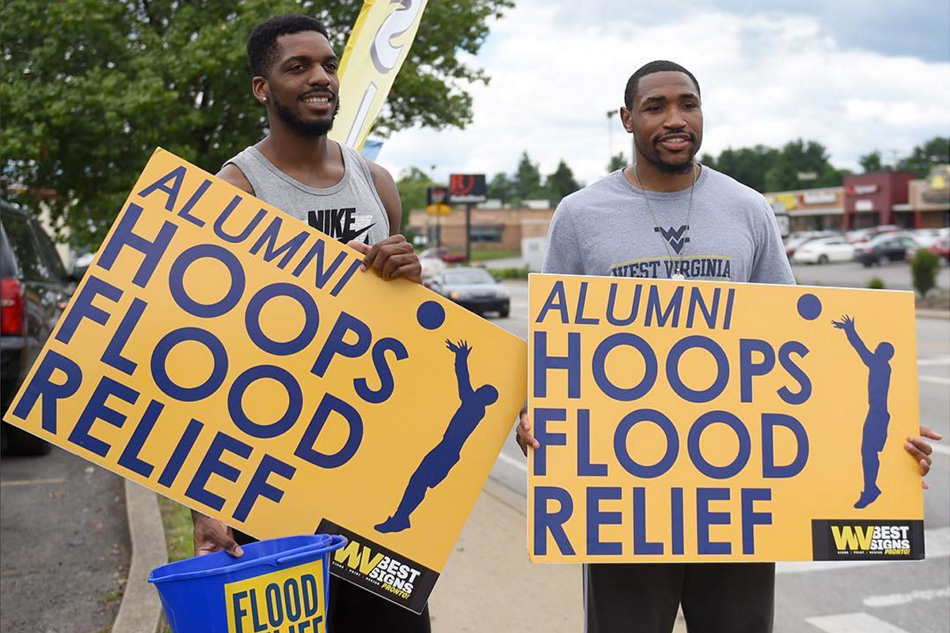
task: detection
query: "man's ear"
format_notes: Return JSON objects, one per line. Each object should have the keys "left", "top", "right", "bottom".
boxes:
{"left": 619, "top": 106, "right": 634, "bottom": 133}
{"left": 252, "top": 76, "right": 269, "bottom": 105}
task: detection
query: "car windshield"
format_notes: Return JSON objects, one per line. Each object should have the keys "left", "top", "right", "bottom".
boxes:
{"left": 443, "top": 269, "right": 494, "bottom": 285}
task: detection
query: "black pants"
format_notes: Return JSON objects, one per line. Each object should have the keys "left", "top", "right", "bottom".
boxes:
{"left": 234, "top": 530, "right": 431, "bottom": 633}
{"left": 585, "top": 563, "right": 774, "bottom": 633}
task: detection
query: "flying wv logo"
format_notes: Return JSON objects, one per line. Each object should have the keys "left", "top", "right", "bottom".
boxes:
{"left": 655, "top": 225, "right": 690, "bottom": 254}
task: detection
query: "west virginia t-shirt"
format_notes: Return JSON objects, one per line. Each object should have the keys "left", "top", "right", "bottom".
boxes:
{"left": 542, "top": 166, "right": 795, "bottom": 285}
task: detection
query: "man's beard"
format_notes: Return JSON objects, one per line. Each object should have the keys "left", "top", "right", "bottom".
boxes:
{"left": 635, "top": 135, "right": 698, "bottom": 175}
{"left": 275, "top": 97, "right": 341, "bottom": 138}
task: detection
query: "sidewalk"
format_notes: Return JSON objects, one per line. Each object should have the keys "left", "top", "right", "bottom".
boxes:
{"left": 428, "top": 478, "right": 582, "bottom": 632}
{"left": 428, "top": 478, "right": 688, "bottom": 632}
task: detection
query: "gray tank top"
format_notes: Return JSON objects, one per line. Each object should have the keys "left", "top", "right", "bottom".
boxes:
{"left": 223, "top": 143, "right": 390, "bottom": 245}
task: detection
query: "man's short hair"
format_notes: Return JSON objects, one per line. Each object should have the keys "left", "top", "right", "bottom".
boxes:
{"left": 247, "top": 14, "right": 330, "bottom": 77}
{"left": 624, "top": 60, "right": 700, "bottom": 109}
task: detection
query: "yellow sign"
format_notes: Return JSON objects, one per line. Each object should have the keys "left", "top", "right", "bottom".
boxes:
{"left": 527, "top": 274, "right": 924, "bottom": 563}
{"left": 330, "top": 0, "right": 429, "bottom": 150}
{"left": 425, "top": 203, "right": 451, "bottom": 217}
{"left": 3, "top": 148, "right": 526, "bottom": 612}
{"left": 225, "top": 560, "right": 327, "bottom": 633}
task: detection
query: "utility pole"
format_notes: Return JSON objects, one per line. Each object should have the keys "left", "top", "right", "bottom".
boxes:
{"left": 607, "top": 110, "right": 617, "bottom": 161}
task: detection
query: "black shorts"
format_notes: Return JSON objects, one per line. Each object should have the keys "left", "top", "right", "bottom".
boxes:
{"left": 234, "top": 530, "right": 431, "bottom": 633}
{"left": 584, "top": 562, "right": 774, "bottom": 633}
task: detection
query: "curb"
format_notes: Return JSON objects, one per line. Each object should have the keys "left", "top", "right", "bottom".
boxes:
{"left": 916, "top": 309, "right": 950, "bottom": 320}
{"left": 112, "top": 480, "right": 168, "bottom": 633}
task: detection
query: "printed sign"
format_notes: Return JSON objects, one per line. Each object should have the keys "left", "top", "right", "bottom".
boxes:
{"left": 225, "top": 560, "right": 327, "bottom": 633}
{"left": 331, "top": 0, "right": 429, "bottom": 150}
{"left": 3, "top": 148, "right": 527, "bottom": 611}
{"left": 527, "top": 274, "right": 924, "bottom": 563}
{"left": 448, "top": 174, "right": 487, "bottom": 204}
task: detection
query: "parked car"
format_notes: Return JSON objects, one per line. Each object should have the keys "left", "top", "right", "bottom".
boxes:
{"left": 418, "top": 246, "right": 466, "bottom": 264}
{"left": 419, "top": 256, "right": 447, "bottom": 284}
{"left": 1, "top": 200, "right": 74, "bottom": 455}
{"left": 906, "top": 234, "right": 950, "bottom": 265}
{"left": 854, "top": 233, "right": 921, "bottom": 267}
{"left": 783, "top": 231, "right": 838, "bottom": 257}
{"left": 791, "top": 236, "right": 856, "bottom": 265}
{"left": 845, "top": 225, "right": 900, "bottom": 244}
{"left": 911, "top": 228, "right": 944, "bottom": 248}
{"left": 428, "top": 267, "right": 509, "bottom": 317}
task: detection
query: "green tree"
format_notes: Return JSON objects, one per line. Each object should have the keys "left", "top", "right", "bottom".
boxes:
{"left": 859, "top": 151, "right": 886, "bottom": 173}
{"left": 513, "top": 152, "right": 545, "bottom": 203}
{"left": 764, "top": 139, "right": 845, "bottom": 191}
{"left": 395, "top": 167, "right": 435, "bottom": 233}
{"left": 606, "top": 153, "right": 627, "bottom": 173}
{"left": 898, "top": 136, "right": 950, "bottom": 178}
{"left": 710, "top": 145, "right": 779, "bottom": 193}
{"left": 487, "top": 172, "right": 515, "bottom": 205}
{"left": 0, "top": 0, "right": 513, "bottom": 246}
{"left": 544, "top": 159, "right": 580, "bottom": 207}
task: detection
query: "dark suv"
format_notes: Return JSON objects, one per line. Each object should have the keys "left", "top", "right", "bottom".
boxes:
{"left": 1, "top": 200, "right": 74, "bottom": 455}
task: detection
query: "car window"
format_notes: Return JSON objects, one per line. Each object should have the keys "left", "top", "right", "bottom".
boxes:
{"left": 31, "top": 219, "right": 68, "bottom": 280}
{"left": 1, "top": 213, "right": 48, "bottom": 281}
{"left": 443, "top": 269, "right": 494, "bottom": 285}
{"left": 0, "top": 225, "right": 17, "bottom": 277}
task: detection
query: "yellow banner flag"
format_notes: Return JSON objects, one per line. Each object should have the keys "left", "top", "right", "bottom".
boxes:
{"left": 330, "top": 0, "right": 428, "bottom": 150}
{"left": 527, "top": 274, "right": 924, "bottom": 564}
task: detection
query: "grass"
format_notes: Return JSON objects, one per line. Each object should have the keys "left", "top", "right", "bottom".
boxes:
{"left": 157, "top": 497, "right": 195, "bottom": 633}
{"left": 470, "top": 249, "right": 519, "bottom": 262}
{"left": 158, "top": 496, "right": 195, "bottom": 563}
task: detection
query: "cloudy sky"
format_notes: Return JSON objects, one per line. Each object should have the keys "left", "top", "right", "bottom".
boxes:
{"left": 377, "top": 0, "right": 950, "bottom": 188}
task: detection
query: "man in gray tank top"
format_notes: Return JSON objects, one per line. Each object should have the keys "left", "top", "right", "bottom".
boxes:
{"left": 191, "top": 15, "right": 429, "bottom": 633}
{"left": 515, "top": 61, "right": 940, "bottom": 633}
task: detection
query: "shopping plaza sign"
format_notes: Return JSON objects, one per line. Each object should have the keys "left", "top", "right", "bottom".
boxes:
{"left": 527, "top": 274, "right": 925, "bottom": 563}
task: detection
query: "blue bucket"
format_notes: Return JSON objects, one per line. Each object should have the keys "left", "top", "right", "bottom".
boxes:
{"left": 149, "top": 534, "right": 347, "bottom": 633}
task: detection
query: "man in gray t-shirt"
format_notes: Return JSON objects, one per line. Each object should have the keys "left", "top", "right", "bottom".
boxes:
{"left": 516, "top": 60, "right": 936, "bottom": 633}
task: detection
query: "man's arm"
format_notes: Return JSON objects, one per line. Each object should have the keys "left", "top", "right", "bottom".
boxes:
{"left": 348, "top": 161, "right": 422, "bottom": 283}
{"left": 216, "top": 163, "right": 255, "bottom": 195}
{"left": 750, "top": 199, "right": 795, "bottom": 285}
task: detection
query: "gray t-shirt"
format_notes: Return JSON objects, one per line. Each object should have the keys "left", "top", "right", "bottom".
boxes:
{"left": 223, "top": 143, "right": 390, "bottom": 245}
{"left": 542, "top": 166, "right": 794, "bottom": 285}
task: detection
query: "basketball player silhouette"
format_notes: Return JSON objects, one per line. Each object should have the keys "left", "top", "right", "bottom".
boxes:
{"left": 832, "top": 314, "right": 894, "bottom": 509}
{"left": 375, "top": 340, "right": 499, "bottom": 533}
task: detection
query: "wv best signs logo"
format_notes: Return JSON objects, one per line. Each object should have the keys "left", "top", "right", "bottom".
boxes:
{"left": 527, "top": 274, "right": 925, "bottom": 563}
{"left": 3, "top": 148, "right": 526, "bottom": 612}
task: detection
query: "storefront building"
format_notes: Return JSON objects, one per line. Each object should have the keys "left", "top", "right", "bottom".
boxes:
{"left": 907, "top": 165, "right": 950, "bottom": 229}
{"left": 407, "top": 205, "right": 554, "bottom": 253}
{"left": 843, "top": 172, "right": 916, "bottom": 229}
{"left": 765, "top": 187, "right": 844, "bottom": 233}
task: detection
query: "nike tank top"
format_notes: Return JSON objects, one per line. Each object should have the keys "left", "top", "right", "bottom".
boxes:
{"left": 223, "top": 143, "right": 390, "bottom": 245}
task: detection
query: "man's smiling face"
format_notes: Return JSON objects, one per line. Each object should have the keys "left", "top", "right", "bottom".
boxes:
{"left": 623, "top": 71, "right": 703, "bottom": 175}
{"left": 265, "top": 30, "right": 341, "bottom": 137}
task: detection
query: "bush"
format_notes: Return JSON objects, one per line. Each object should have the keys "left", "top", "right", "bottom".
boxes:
{"left": 867, "top": 277, "right": 885, "bottom": 290}
{"left": 911, "top": 250, "right": 940, "bottom": 296}
{"left": 490, "top": 266, "right": 530, "bottom": 280}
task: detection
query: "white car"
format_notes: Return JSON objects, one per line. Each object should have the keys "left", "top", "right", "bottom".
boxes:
{"left": 419, "top": 256, "right": 446, "bottom": 281}
{"left": 791, "top": 236, "right": 856, "bottom": 264}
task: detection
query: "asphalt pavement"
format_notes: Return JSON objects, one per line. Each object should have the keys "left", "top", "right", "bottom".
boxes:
{"left": 0, "top": 448, "right": 130, "bottom": 633}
